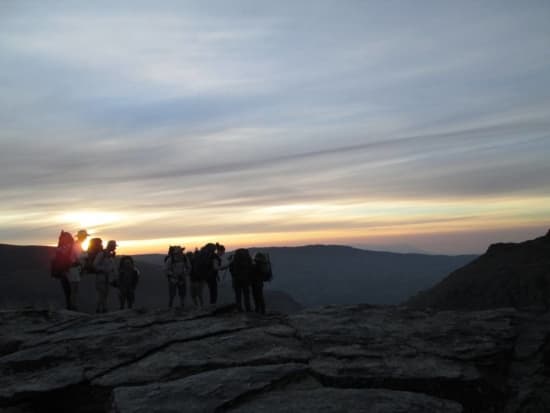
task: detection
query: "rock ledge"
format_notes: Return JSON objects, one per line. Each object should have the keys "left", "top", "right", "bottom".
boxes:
{"left": 1, "top": 305, "right": 549, "bottom": 412}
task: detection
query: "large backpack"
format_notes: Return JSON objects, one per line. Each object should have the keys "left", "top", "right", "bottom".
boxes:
{"left": 84, "top": 238, "right": 103, "bottom": 273}
{"left": 164, "top": 246, "right": 179, "bottom": 263}
{"left": 119, "top": 256, "right": 139, "bottom": 289}
{"left": 194, "top": 243, "right": 217, "bottom": 280}
{"left": 254, "top": 252, "right": 273, "bottom": 282}
{"left": 50, "top": 230, "right": 75, "bottom": 278}
{"left": 230, "top": 248, "right": 253, "bottom": 282}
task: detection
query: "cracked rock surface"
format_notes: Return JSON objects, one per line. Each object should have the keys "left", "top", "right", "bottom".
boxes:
{"left": 1, "top": 305, "right": 549, "bottom": 412}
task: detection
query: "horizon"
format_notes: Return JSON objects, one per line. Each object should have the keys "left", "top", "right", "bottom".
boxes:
{"left": 0, "top": 240, "right": 482, "bottom": 256}
{"left": 1, "top": 2, "right": 550, "bottom": 255}
{"left": 3, "top": 226, "right": 547, "bottom": 256}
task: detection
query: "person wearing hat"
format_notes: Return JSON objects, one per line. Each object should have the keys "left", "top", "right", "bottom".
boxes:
{"left": 93, "top": 240, "right": 117, "bottom": 313}
{"left": 66, "top": 229, "right": 89, "bottom": 311}
{"left": 74, "top": 230, "right": 89, "bottom": 254}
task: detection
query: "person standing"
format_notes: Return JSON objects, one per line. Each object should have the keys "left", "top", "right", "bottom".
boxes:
{"left": 51, "top": 230, "right": 75, "bottom": 310}
{"left": 118, "top": 256, "right": 140, "bottom": 309}
{"left": 164, "top": 246, "right": 190, "bottom": 308}
{"left": 229, "top": 248, "right": 253, "bottom": 312}
{"left": 94, "top": 240, "right": 117, "bottom": 313}
{"left": 216, "top": 244, "right": 231, "bottom": 281}
{"left": 195, "top": 243, "right": 220, "bottom": 305}
{"left": 188, "top": 250, "right": 204, "bottom": 308}
{"left": 67, "top": 229, "right": 88, "bottom": 311}
{"left": 251, "top": 252, "right": 270, "bottom": 314}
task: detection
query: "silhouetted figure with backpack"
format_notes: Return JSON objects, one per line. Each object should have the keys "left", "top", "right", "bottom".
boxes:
{"left": 188, "top": 250, "right": 204, "bottom": 308}
{"left": 67, "top": 229, "right": 89, "bottom": 311}
{"left": 252, "top": 252, "right": 272, "bottom": 314}
{"left": 50, "top": 230, "right": 76, "bottom": 310}
{"left": 118, "top": 256, "right": 140, "bottom": 309}
{"left": 50, "top": 229, "right": 89, "bottom": 310}
{"left": 93, "top": 240, "right": 117, "bottom": 313}
{"left": 82, "top": 237, "right": 103, "bottom": 312}
{"left": 164, "top": 246, "right": 190, "bottom": 308}
{"left": 229, "top": 248, "right": 253, "bottom": 312}
{"left": 194, "top": 243, "right": 220, "bottom": 305}
{"left": 84, "top": 238, "right": 103, "bottom": 274}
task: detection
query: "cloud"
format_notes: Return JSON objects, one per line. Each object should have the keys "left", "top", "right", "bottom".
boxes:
{"left": 1, "top": 1, "right": 550, "bottom": 251}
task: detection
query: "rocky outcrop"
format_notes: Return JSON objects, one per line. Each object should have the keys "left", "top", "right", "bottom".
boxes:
{"left": 1, "top": 305, "right": 549, "bottom": 412}
{"left": 406, "top": 231, "right": 550, "bottom": 311}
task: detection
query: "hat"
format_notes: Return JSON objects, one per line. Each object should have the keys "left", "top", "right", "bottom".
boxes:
{"left": 76, "top": 229, "right": 89, "bottom": 238}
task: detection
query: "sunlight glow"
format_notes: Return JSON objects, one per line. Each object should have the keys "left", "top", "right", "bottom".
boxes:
{"left": 81, "top": 237, "right": 91, "bottom": 251}
{"left": 4, "top": 195, "right": 549, "bottom": 255}
{"left": 58, "top": 211, "right": 121, "bottom": 229}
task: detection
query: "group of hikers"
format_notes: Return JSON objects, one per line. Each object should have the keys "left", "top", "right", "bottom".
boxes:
{"left": 50, "top": 229, "right": 272, "bottom": 314}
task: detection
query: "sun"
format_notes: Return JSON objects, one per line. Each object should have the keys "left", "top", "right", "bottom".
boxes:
{"left": 58, "top": 211, "right": 121, "bottom": 250}
{"left": 81, "top": 237, "right": 91, "bottom": 251}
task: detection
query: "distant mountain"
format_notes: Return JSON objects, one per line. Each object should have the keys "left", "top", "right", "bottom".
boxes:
{"left": 137, "top": 246, "right": 476, "bottom": 308}
{"left": 0, "top": 243, "right": 474, "bottom": 312}
{"left": 406, "top": 230, "right": 550, "bottom": 310}
{"left": 352, "top": 243, "right": 433, "bottom": 254}
{"left": 245, "top": 245, "right": 476, "bottom": 307}
{"left": 133, "top": 253, "right": 166, "bottom": 266}
{"left": 0, "top": 244, "right": 302, "bottom": 314}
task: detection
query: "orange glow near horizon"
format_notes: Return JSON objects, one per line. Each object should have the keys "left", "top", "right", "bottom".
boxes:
{"left": 57, "top": 211, "right": 121, "bottom": 230}
{"left": 86, "top": 218, "right": 548, "bottom": 255}
{"left": 11, "top": 194, "right": 550, "bottom": 255}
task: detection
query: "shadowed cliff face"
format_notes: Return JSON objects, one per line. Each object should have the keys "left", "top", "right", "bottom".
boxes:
{"left": 1, "top": 305, "right": 549, "bottom": 412}
{"left": 406, "top": 231, "right": 550, "bottom": 310}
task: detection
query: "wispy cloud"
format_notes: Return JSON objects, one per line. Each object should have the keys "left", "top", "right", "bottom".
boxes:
{"left": 1, "top": 1, "right": 550, "bottom": 253}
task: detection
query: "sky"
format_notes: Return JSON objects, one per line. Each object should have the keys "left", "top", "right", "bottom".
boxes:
{"left": 1, "top": 1, "right": 550, "bottom": 255}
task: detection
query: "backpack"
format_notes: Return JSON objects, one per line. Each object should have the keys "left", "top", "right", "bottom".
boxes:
{"left": 254, "top": 252, "right": 273, "bottom": 282}
{"left": 84, "top": 238, "right": 103, "bottom": 273}
{"left": 50, "top": 230, "right": 75, "bottom": 278}
{"left": 119, "top": 256, "right": 139, "bottom": 285}
{"left": 121, "top": 256, "right": 140, "bottom": 288}
{"left": 194, "top": 244, "right": 217, "bottom": 280}
{"left": 165, "top": 246, "right": 185, "bottom": 264}
{"left": 230, "top": 248, "right": 253, "bottom": 282}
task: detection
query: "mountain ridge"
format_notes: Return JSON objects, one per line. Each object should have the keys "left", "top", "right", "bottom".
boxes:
{"left": 406, "top": 230, "right": 550, "bottom": 310}
{"left": 0, "top": 243, "right": 477, "bottom": 310}
{"left": 245, "top": 245, "right": 476, "bottom": 306}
